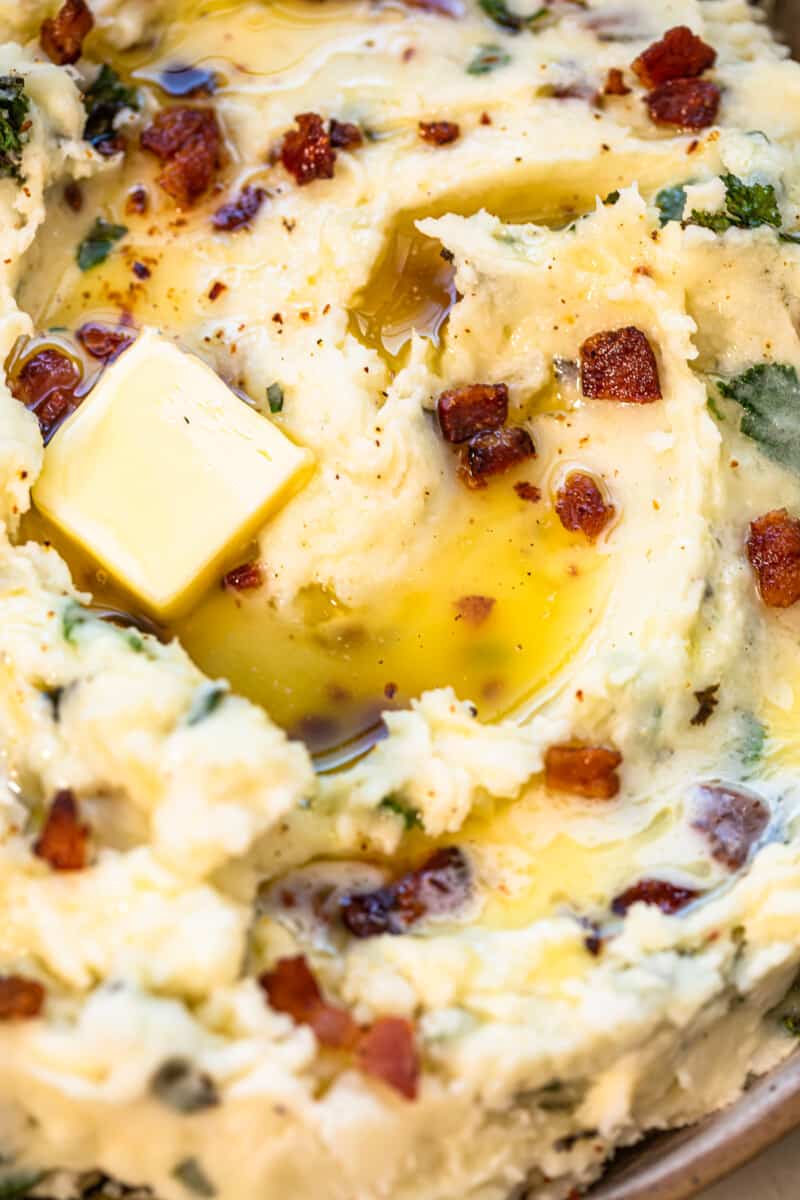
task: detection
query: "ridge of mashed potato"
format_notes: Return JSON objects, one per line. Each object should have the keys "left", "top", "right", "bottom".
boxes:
{"left": 1, "top": 2, "right": 800, "bottom": 1199}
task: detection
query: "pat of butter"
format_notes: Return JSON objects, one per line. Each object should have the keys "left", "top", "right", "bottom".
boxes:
{"left": 33, "top": 329, "right": 313, "bottom": 618}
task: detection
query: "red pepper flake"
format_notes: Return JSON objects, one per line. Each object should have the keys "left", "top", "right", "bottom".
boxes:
{"left": 544, "top": 744, "right": 622, "bottom": 799}
{"left": 76, "top": 321, "right": 134, "bottom": 362}
{"left": 207, "top": 281, "right": 227, "bottom": 302}
{"left": 140, "top": 107, "right": 222, "bottom": 206}
{"left": 580, "top": 326, "right": 661, "bottom": 403}
{"left": 329, "top": 119, "right": 363, "bottom": 150}
{"left": 611, "top": 877, "right": 699, "bottom": 915}
{"left": 418, "top": 120, "right": 460, "bottom": 146}
{"left": 341, "top": 846, "right": 471, "bottom": 938}
{"left": 8, "top": 346, "right": 82, "bottom": 440}
{"left": 259, "top": 955, "right": 359, "bottom": 1050}
{"left": 746, "top": 509, "right": 800, "bottom": 608}
{"left": 645, "top": 78, "right": 720, "bottom": 130}
{"left": 212, "top": 184, "right": 267, "bottom": 231}
{"left": 453, "top": 594, "right": 495, "bottom": 625}
{"left": 555, "top": 471, "right": 615, "bottom": 541}
{"left": 514, "top": 480, "right": 541, "bottom": 503}
{"left": 33, "top": 789, "right": 90, "bottom": 872}
{"left": 0, "top": 975, "right": 45, "bottom": 1021}
{"left": 436, "top": 382, "right": 508, "bottom": 443}
{"left": 460, "top": 426, "right": 535, "bottom": 488}
{"left": 631, "top": 26, "right": 717, "bottom": 89}
{"left": 357, "top": 1016, "right": 419, "bottom": 1101}
{"left": 222, "top": 560, "right": 263, "bottom": 591}
{"left": 280, "top": 113, "right": 335, "bottom": 186}
{"left": 691, "top": 781, "right": 769, "bottom": 871}
{"left": 603, "top": 67, "right": 631, "bottom": 96}
{"left": 126, "top": 185, "right": 149, "bottom": 215}
{"left": 40, "top": 0, "right": 94, "bottom": 65}
{"left": 63, "top": 181, "right": 83, "bottom": 212}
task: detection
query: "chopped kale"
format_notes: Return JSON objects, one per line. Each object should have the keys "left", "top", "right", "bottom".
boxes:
{"left": 266, "top": 381, "right": 284, "bottom": 413}
{"left": 780, "top": 230, "right": 800, "bottom": 244}
{"left": 737, "top": 711, "right": 767, "bottom": 771}
{"left": 478, "top": 0, "right": 546, "bottom": 33}
{"left": 77, "top": 218, "right": 128, "bottom": 271}
{"left": 185, "top": 682, "right": 227, "bottom": 725}
{"left": 687, "top": 173, "right": 782, "bottom": 234}
{"left": 83, "top": 65, "right": 138, "bottom": 153}
{"left": 717, "top": 362, "right": 800, "bottom": 476}
{"left": 0, "top": 1173, "right": 46, "bottom": 1200}
{"left": 62, "top": 602, "right": 90, "bottom": 645}
{"left": 690, "top": 683, "right": 720, "bottom": 727}
{"left": 172, "top": 1160, "right": 216, "bottom": 1198}
{"left": 379, "top": 794, "right": 423, "bottom": 830}
{"left": 655, "top": 184, "right": 687, "bottom": 226}
{"left": 0, "top": 75, "right": 30, "bottom": 183}
{"left": 150, "top": 1058, "right": 220, "bottom": 1114}
{"left": 126, "top": 632, "right": 145, "bottom": 653}
{"left": 467, "top": 43, "right": 512, "bottom": 74}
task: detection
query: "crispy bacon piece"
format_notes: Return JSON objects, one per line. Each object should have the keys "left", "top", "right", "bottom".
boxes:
{"left": 33, "top": 789, "right": 90, "bottom": 871}
{"left": 357, "top": 1016, "right": 419, "bottom": 1100}
{"left": 514, "top": 480, "right": 541, "bottom": 503}
{"left": 691, "top": 782, "right": 769, "bottom": 871}
{"left": 329, "top": 119, "right": 363, "bottom": 150}
{"left": 40, "top": 0, "right": 94, "bottom": 65}
{"left": 280, "top": 113, "right": 335, "bottom": 186}
{"left": 76, "top": 321, "right": 134, "bottom": 362}
{"left": 140, "top": 107, "right": 222, "bottom": 206}
{"left": 212, "top": 184, "right": 267, "bottom": 231}
{"left": 126, "top": 185, "right": 149, "bottom": 215}
{"left": 580, "top": 326, "right": 661, "bottom": 403}
{"left": 604, "top": 67, "right": 631, "bottom": 96}
{"left": 418, "top": 120, "right": 460, "bottom": 146}
{"left": 544, "top": 744, "right": 622, "bottom": 799}
{"left": 8, "top": 346, "right": 82, "bottom": 439}
{"left": 436, "top": 383, "right": 508, "bottom": 444}
{"left": 454, "top": 594, "right": 495, "bottom": 626}
{"left": 259, "top": 955, "right": 358, "bottom": 1049}
{"left": 0, "top": 975, "right": 45, "bottom": 1020}
{"left": 746, "top": 509, "right": 800, "bottom": 608}
{"left": 64, "top": 181, "right": 83, "bottom": 212}
{"left": 611, "top": 878, "right": 698, "bottom": 915}
{"left": 645, "top": 78, "right": 720, "bottom": 130}
{"left": 555, "top": 472, "right": 615, "bottom": 541}
{"left": 460, "top": 426, "right": 535, "bottom": 488}
{"left": 341, "top": 846, "right": 470, "bottom": 938}
{"left": 631, "top": 26, "right": 717, "bottom": 89}
{"left": 222, "top": 560, "right": 263, "bottom": 591}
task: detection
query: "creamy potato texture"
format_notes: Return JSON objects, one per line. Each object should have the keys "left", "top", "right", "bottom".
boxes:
{"left": 1, "top": 0, "right": 800, "bottom": 1198}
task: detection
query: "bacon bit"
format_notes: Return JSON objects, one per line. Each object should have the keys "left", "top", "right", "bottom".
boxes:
{"left": 460, "top": 426, "right": 535, "bottom": 488}
{"left": 548, "top": 82, "right": 599, "bottom": 104}
{"left": 544, "top": 744, "right": 622, "bottom": 799}
{"left": 357, "top": 1017, "right": 419, "bottom": 1100}
{"left": 645, "top": 78, "right": 720, "bottom": 130}
{"left": 33, "top": 789, "right": 90, "bottom": 871}
{"left": 480, "top": 111, "right": 492, "bottom": 126}
{"left": 580, "top": 326, "right": 661, "bottom": 403}
{"left": 329, "top": 119, "right": 363, "bottom": 150}
{"left": 631, "top": 26, "right": 717, "bottom": 89}
{"left": 207, "top": 281, "right": 227, "bottom": 302}
{"left": 514, "top": 480, "right": 541, "bottom": 503}
{"left": 140, "top": 107, "right": 222, "bottom": 206}
{"left": 611, "top": 878, "right": 698, "bottom": 915}
{"left": 126, "top": 185, "right": 149, "bottom": 215}
{"left": 64, "top": 181, "right": 83, "bottom": 212}
{"left": 604, "top": 68, "right": 631, "bottom": 96}
{"left": 384, "top": 681, "right": 398, "bottom": 699}
{"left": 280, "top": 113, "right": 335, "bottom": 186}
{"left": 747, "top": 509, "right": 800, "bottom": 608}
{"left": 76, "top": 321, "right": 134, "bottom": 362}
{"left": 8, "top": 346, "right": 81, "bottom": 439}
{"left": 436, "top": 382, "right": 508, "bottom": 444}
{"left": 341, "top": 846, "right": 471, "bottom": 938}
{"left": 222, "top": 560, "right": 263, "bottom": 591}
{"left": 690, "top": 683, "right": 719, "bottom": 727}
{"left": 40, "top": 0, "right": 94, "bottom": 65}
{"left": 418, "top": 120, "right": 460, "bottom": 146}
{"left": 691, "top": 782, "right": 769, "bottom": 870}
{"left": 555, "top": 472, "right": 615, "bottom": 541}
{"left": 259, "top": 955, "right": 358, "bottom": 1049}
{"left": 212, "top": 184, "right": 267, "bottom": 231}
{"left": 454, "top": 594, "right": 495, "bottom": 626}
{"left": 0, "top": 975, "right": 45, "bottom": 1021}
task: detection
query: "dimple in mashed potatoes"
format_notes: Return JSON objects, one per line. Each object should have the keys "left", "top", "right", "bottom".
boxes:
{"left": 1, "top": 0, "right": 800, "bottom": 1197}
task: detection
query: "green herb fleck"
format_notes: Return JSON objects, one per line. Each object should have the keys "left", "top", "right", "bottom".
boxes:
{"left": 0, "top": 75, "right": 30, "bottom": 183}
{"left": 83, "top": 64, "right": 139, "bottom": 152}
{"left": 172, "top": 1159, "right": 216, "bottom": 1198}
{"left": 77, "top": 217, "right": 128, "bottom": 271}
{"left": 687, "top": 208, "right": 733, "bottom": 233}
{"left": 62, "top": 602, "right": 90, "bottom": 645}
{"left": 603, "top": 189, "right": 620, "bottom": 206}
{"left": 690, "top": 683, "right": 719, "bottom": 727}
{"left": 783, "top": 1013, "right": 800, "bottom": 1037}
{"left": 780, "top": 230, "right": 800, "bottom": 244}
{"left": 467, "top": 43, "right": 512, "bottom": 74}
{"left": 151, "top": 1057, "right": 220, "bottom": 1114}
{"left": 478, "top": 0, "right": 546, "bottom": 33}
{"left": 266, "top": 381, "right": 284, "bottom": 413}
{"left": 0, "top": 1172, "right": 45, "bottom": 1200}
{"left": 186, "top": 683, "right": 227, "bottom": 726}
{"left": 687, "top": 173, "right": 782, "bottom": 234}
{"left": 718, "top": 363, "right": 800, "bottom": 476}
{"left": 706, "top": 389, "right": 726, "bottom": 422}
{"left": 737, "top": 711, "right": 767, "bottom": 770}
{"left": 655, "top": 184, "right": 687, "bottom": 226}
{"left": 379, "top": 795, "right": 423, "bottom": 830}
{"left": 126, "top": 632, "right": 145, "bottom": 653}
